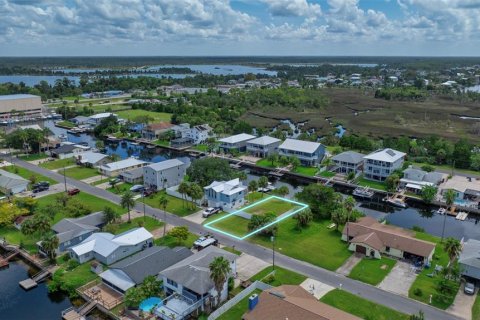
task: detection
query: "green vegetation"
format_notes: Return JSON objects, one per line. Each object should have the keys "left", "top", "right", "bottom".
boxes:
{"left": 473, "top": 292, "right": 480, "bottom": 320}
{"left": 318, "top": 170, "right": 335, "bottom": 178}
{"left": 256, "top": 158, "right": 318, "bottom": 177}
{"left": 221, "top": 246, "right": 242, "bottom": 256}
{"left": 48, "top": 261, "right": 98, "bottom": 297}
{"left": 107, "top": 182, "right": 134, "bottom": 194}
{"left": 116, "top": 109, "right": 172, "bottom": 122}
{"left": 154, "top": 139, "right": 170, "bottom": 147}
{"left": 91, "top": 178, "right": 110, "bottom": 186}
{"left": 19, "top": 153, "right": 49, "bottom": 161}
{"left": 63, "top": 166, "right": 99, "bottom": 180}
{"left": 2, "top": 165, "right": 56, "bottom": 184}
{"left": 155, "top": 231, "right": 197, "bottom": 248}
{"left": 244, "top": 197, "right": 295, "bottom": 217}
{"left": 143, "top": 192, "right": 198, "bottom": 217}
{"left": 56, "top": 120, "right": 76, "bottom": 128}
{"left": 0, "top": 225, "right": 38, "bottom": 253}
{"left": 217, "top": 289, "right": 262, "bottom": 320}
{"left": 39, "top": 157, "right": 75, "bottom": 170}
{"left": 250, "top": 266, "right": 306, "bottom": 286}
{"left": 357, "top": 177, "right": 387, "bottom": 191}
{"left": 320, "top": 289, "right": 409, "bottom": 320}
{"left": 348, "top": 257, "right": 397, "bottom": 285}
{"left": 114, "top": 216, "right": 163, "bottom": 235}
{"left": 193, "top": 144, "right": 208, "bottom": 152}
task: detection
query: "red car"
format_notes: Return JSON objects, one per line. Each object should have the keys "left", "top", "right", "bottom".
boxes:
{"left": 67, "top": 188, "right": 80, "bottom": 196}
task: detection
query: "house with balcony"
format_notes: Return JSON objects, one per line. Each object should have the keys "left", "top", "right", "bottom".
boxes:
{"left": 143, "top": 159, "right": 187, "bottom": 190}
{"left": 363, "top": 148, "right": 406, "bottom": 181}
{"left": 399, "top": 166, "right": 446, "bottom": 194}
{"left": 157, "top": 246, "right": 237, "bottom": 320}
{"left": 246, "top": 136, "right": 281, "bottom": 158}
{"left": 278, "top": 139, "right": 325, "bottom": 166}
{"left": 204, "top": 178, "right": 247, "bottom": 210}
{"left": 331, "top": 151, "right": 365, "bottom": 174}
{"left": 142, "top": 122, "right": 174, "bottom": 140}
{"left": 218, "top": 133, "right": 255, "bottom": 153}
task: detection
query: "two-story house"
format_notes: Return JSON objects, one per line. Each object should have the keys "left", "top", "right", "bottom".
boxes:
{"left": 204, "top": 178, "right": 247, "bottom": 210}
{"left": 218, "top": 133, "right": 255, "bottom": 153}
{"left": 143, "top": 159, "right": 187, "bottom": 190}
{"left": 332, "top": 151, "right": 365, "bottom": 174}
{"left": 278, "top": 139, "right": 325, "bottom": 166}
{"left": 363, "top": 148, "right": 406, "bottom": 181}
{"left": 399, "top": 166, "right": 446, "bottom": 194}
{"left": 142, "top": 122, "right": 174, "bottom": 140}
{"left": 246, "top": 136, "right": 281, "bottom": 158}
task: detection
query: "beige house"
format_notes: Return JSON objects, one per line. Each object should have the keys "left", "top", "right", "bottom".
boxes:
{"left": 342, "top": 217, "right": 435, "bottom": 265}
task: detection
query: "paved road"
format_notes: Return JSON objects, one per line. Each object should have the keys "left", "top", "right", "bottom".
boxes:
{"left": 7, "top": 156, "right": 461, "bottom": 320}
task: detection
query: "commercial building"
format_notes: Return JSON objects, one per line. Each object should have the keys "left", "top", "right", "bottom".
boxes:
{"left": 363, "top": 148, "right": 406, "bottom": 181}
{"left": 143, "top": 159, "right": 186, "bottom": 190}
{"left": 0, "top": 94, "right": 43, "bottom": 119}
{"left": 278, "top": 139, "right": 325, "bottom": 166}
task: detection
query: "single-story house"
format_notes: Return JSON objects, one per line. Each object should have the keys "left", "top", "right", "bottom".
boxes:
{"left": 69, "top": 227, "right": 154, "bottom": 265}
{"left": 343, "top": 216, "right": 435, "bottom": 265}
{"left": 143, "top": 159, "right": 186, "bottom": 190}
{"left": 141, "top": 122, "right": 174, "bottom": 140}
{"left": 0, "top": 169, "right": 29, "bottom": 195}
{"left": 51, "top": 143, "right": 90, "bottom": 159}
{"left": 99, "top": 246, "right": 192, "bottom": 293}
{"left": 204, "top": 178, "right": 247, "bottom": 210}
{"left": 71, "top": 116, "right": 90, "bottom": 125}
{"left": 76, "top": 151, "right": 110, "bottom": 168}
{"left": 399, "top": 167, "right": 446, "bottom": 194}
{"left": 363, "top": 148, "right": 406, "bottom": 181}
{"left": 278, "top": 138, "right": 325, "bottom": 166}
{"left": 119, "top": 167, "right": 144, "bottom": 184}
{"left": 243, "top": 285, "right": 361, "bottom": 320}
{"left": 98, "top": 158, "right": 148, "bottom": 177}
{"left": 246, "top": 136, "right": 281, "bottom": 158}
{"left": 459, "top": 239, "right": 480, "bottom": 282}
{"left": 38, "top": 212, "right": 105, "bottom": 254}
{"left": 440, "top": 175, "right": 480, "bottom": 201}
{"left": 160, "top": 246, "right": 237, "bottom": 307}
{"left": 332, "top": 151, "right": 365, "bottom": 174}
{"left": 87, "top": 112, "right": 117, "bottom": 125}
{"left": 218, "top": 133, "right": 256, "bottom": 153}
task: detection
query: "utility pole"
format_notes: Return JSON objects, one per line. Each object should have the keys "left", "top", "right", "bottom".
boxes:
{"left": 451, "top": 160, "right": 455, "bottom": 177}
{"left": 142, "top": 178, "right": 146, "bottom": 222}
{"left": 271, "top": 235, "right": 275, "bottom": 272}
{"left": 63, "top": 165, "right": 67, "bottom": 192}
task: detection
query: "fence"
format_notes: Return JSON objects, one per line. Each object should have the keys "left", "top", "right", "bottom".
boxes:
{"left": 166, "top": 185, "right": 204, "bottom": 205}
{"left": 207, "top": 281, "right": 272, "bottom": 320}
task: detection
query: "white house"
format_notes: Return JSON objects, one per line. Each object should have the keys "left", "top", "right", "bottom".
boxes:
{"left": 399, "top": 167, "right": 446, "bottom": 194}
{"left": 0, "top": 169, "right": 29, "bottom": 195}
{"left": 75, "top": 151, "right": 110, "bottom": 168}
{"left": 51, "top": 143, "right": 90, "bottom": 159}
{"left": 186, "top": 124, "right": 213, "bottom": 145}
{"left": 69, "top": 227, "right": 154, "bottom": 265}
{"left": 278, "top": 139, "right": 325, "bottom": 166}
{"left": 246, "top": 136, "right": 281, "bottom": 157}
{"left": 218, "top": 133, "right": 255, "bottom": 153}
{"left": 331, "top": 151, "right": 365, "bottom": 174}
{"left": 143, "top": 159, "right": 186, "bottom": 190}
{"left": 98, "top": 158, "right": 148, "bottom": 177}
{"left": 363, "top": 148, "right": 406, "bottom": 181}
{"left": 204, "top": 178, "right": 247, "bottom": 210}
{"left": 87, "top": 112, "right": 117, "bottom": 125}
{"left": 440, "top": 175, "right": 480, "bottom": 201}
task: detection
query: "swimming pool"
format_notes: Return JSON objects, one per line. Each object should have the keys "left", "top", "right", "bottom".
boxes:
{"left": 139, "top": 297, "right": 162, "bottom": 312}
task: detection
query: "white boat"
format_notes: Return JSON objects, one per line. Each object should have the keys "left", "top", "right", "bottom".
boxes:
{"left": 353, "top": 186, "right": 375, "bottom": 199}
{"left": 436, "top": 207, "right": 446, "bottom": 215}
{"left": 384, "top": 193, "right": 407, "bottom": 208}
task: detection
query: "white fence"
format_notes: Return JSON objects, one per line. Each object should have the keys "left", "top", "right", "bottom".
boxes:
{"left": 165, "top": 185, "right": 204, "bottom": 205}
{"left": 208, "top": 281, "right": 273, "bottom": 320}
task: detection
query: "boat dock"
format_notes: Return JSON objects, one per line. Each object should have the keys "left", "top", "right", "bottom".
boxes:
{"left": 0, "top": 249, "right": 20, "bottom": 268}
{"left": 61, "top": 301, "right": 96, "bottom": 320}
{"left": 456, "top": 212, "right": 469, "bottom": 221}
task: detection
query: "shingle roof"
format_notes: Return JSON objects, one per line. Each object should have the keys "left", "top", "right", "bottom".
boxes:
{"left": 52, "top": 144, "right": 80, "bottom": 155}
{"left": 218, "top": 133, "right": 256, "bottom": 144}
{"left": 0, "top": 169, "right": 29, "bottom": 189}
{"left": 146, "top": 159, "right": 185, "bottom": 172}
{"left": 146, "top": 122, "right": 174, "bottom": 130}
{"left": 52, "top": 212, "right": 104, "bottom": 243}
{"left": 247, "top": 136, "right": 281, "bottom": 146}
{"left": 160, "top": 246, "right": 236, "bottom": 295}
{"left": 279, "top": 138, "right": 322, "bottom": 154}
{"left": 459, "top": 239, "right": 480, "bottom": 269}
{"left": 332, "top": 151, "right": 365, "bottom": 164}
{"left": 364, "top": 148, "right": 406, "bottom": 162}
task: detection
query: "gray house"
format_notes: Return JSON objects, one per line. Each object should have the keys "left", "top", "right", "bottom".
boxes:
{"left": 143, "top": 159, "right": 186, "bottom": 190}
{"left": 218, "top": 133, "right": 255, "bottom": 153}
{"left": 41, "top": 212, "right": 105, "bottom": 254}
{"left": 459, "top": 239, "right": 480, "bottom": 282}
{"left": 69, "top": 227, "right": 154, "bottom": 265}
{"left": 363, "top": 148, "right": 406, "bottom": 181}
{"left": 76, "top": 151, "right": 110, "bottom": 168}
{"left": 332, "top": 151, "right": 365, "bottom": 174}
{"left": 0, "top": 169, "right": 29, "bottom": 195}
{"left": 246, "top": 136, "right": 281, "bottom": 157}
{"left": 278, "top": 139, "right": 325, "bottom": 166}
{"left": 99, "top": 246, "right": 192, "bottom": 293}
{"left": 399, "top": 167, "right": 446, "bottom": 194}
{"left": 120, "top": 167, "right": 144, "bottom": 184}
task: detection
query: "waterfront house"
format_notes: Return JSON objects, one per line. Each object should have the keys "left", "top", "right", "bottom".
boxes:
{"left": 459, "top": 239, "right": 480, "bottom": 282}
{"left": 99, "top": 246, "right": 192, "bottom": 293}
{"left": 399, "top": 167, "right": 446, "bottom": 194}
{"left": 69, "top": 227, "right": 154, "bottom": 265}
{"left": 204, "top": 178, "right": 247, "bottom": 210}
{"left": 76, "top": 151, "right": 110, "bottom": 168}
{"left": 439, "top": 175, "right": 480, "bottom": 202}
{"left": 363, "top": 148, "right": 406, "bottom": 181}
{"left": 218, "top": 133, "right": 256, "bottom": 153}
{"left": 51, "top": 143, "right": 90, "bottom": 159}
{"left": 246, "top": 136, "right": 281, "bottom": 157}
{"left": 39, "top": 212, "right": 105, "bottom": 254}
{"left": 0, "top": 169, "right": 29, "bottom": 195}
{"left": 70, "top": 116, "right": 90, "bottom": 125}
{"left": 141, "top": 122, "right": 174, "bottom": 140}
{"left": 243, "top": 285, "right": 361, "bottom": 320}
{"left": 98, "top": 158, "right": 148, "bottom": 177}
{"left": 87, "top": 112, "right": 117, "bottom": 125}
{"left": 186, "top": 124, "right": 213, "bottom": 145}
{"left": 143, "top": 159, "right": 186, "bottom": 190}
{"left": 332, "top": 151, "right": 365, "bottom": 174}
{"left": 342, "top": 217, "right": 435, "bottom": 265}
{"left": 278, "top": 138, "right": 325, "bottom": 166}
{"left": 119, "top": 167, "right": 144, "bottom": 184}
{"left": 158, "top": 246, "right": 237, "bottom": 318}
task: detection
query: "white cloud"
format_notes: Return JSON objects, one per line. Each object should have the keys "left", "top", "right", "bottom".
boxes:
{"left": 262, "top": 0, "right": 321, "bottom": 18}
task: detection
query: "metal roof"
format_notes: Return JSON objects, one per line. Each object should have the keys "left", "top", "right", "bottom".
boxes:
{"left": 0, "top": 94, "right": 40, "bottom": 101}
{"left": 146, "top": 159, "right": 185, "bottom": 172}
{"left": 100, "top": 158, "right": 148, "bottom": 172}
{"left": 218, "top": 133, "right": 256, "bottom": 144}
{"left": 279, "top": 139, "right": 322, "bottom": 154}
{"left": 0, "top": 169, "right": 29, "bottom": 189}
{"left": 364, "top": 148, "right": 406, "bottom": 162}
{"left": 247, "top": 136, "right": 281, "bottom": 146}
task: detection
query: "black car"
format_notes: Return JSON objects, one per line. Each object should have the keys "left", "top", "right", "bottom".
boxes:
{"left": 33, "top": 181, "right": 50, "bottom": 189}
{"left": 32, "top": 185, "right": 49, "bottom": 193}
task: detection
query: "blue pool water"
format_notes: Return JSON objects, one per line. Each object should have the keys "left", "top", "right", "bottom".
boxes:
{"left": 139, "top": 297, "right": 162, "bottom": 312}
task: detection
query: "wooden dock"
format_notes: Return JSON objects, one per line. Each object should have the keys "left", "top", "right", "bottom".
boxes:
{"left": 61, "top": 301, "right": 96, "bottom": 320}
{"left": 19, "top": 278, "right": 38, "bottom": 290}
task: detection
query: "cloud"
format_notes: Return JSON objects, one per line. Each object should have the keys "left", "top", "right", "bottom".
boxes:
{"left": 262, "top": 0, "right": 321, "bottom": 18}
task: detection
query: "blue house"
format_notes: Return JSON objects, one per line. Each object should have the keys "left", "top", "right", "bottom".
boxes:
{"left": 203, "top": 178, "right": 247, "bottom": 211}
{"left": 278, "top": 139, "right": 325, "bottom": 166}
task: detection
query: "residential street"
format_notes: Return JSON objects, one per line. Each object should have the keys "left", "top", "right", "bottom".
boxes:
{"left": 5, "top": 155, "right": 462, "bottom": 320}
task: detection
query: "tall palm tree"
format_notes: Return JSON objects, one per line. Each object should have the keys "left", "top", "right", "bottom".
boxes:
{"left": 158, "top": 194, "right": 169, "bottom": 236}
{"left": 178, "top": 182, "right": 190, "bottom": 208}
{"left": 258, "top": 176, "right": 269, "bottom": 198}
{"left": 188, "top": 183, "right": 203, "bottom": 209}
{"left": 343, "top": 196, "right": 356, "bottom": 241}
{"left": 441, "top": 189, "right": 456, "bottom": 242}
{"left": 444, "top": 237, "right": 461, "bottom": 268}
{"left": 248, "top": 180, "right": 258, "bottom": 201}
{"left": 41, "top": 233, "right": 59, "bottom": 261}
{"left": 121, "top": 191, "right": 135, "bottom": 223}
{"left": 209, "top": 256, "right": 232, "bottom": 307}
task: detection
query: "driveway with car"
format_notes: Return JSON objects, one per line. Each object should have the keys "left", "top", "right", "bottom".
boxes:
{"left": 447, "top": 283, "right": 477, "bottom": 320}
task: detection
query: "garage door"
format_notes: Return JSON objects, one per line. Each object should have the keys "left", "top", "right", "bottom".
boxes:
{"left": 356, "top": 245, "right": 366, "bottom": 254}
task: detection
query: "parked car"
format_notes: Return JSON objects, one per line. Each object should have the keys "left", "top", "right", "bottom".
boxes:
{"left": 33, "top": 181, "right": 50, "bottom": 189}
{"left": 143, "top": 189, "right": 154, "bottom": 197}
{"left": 202, "top": 207, "right": 221, "bottom": 218}
{"left": 67, "top": 188, "right": 80, "bottom": 196}
{"left": 464, "top": 282, "right": 475, "bottom": 295}
{"left": 32, "top": 185, "right": 49, "bottom": 193}
{"left": 130, "top": 185, "right": 144, "bottom": 192}
{"left": 193, "top": 235, "right": 218, "bottom": 250}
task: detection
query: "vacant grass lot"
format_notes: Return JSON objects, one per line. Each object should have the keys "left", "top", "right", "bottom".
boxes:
{"left": 243, "top": 197, "right": 296, "bottom": 217}
{"left": 357, "top": 177, "right": 387, "bottom": 191}
{"left": 0, "top": 225, "right": 39, "bottom": 253}
{"left": 348, "top": 257, "right": 397, "bottom": 286}
{"left": 116, "top": 109, "right": 172, "bottom": 122}
{"left": 63, "top": 166, "right": 99, "bottom": 180}
{"left": 107, "top": 182, "right": 134, "bottom": 194}
{"left": 408, "top": 232, "right": 460, "bottom": 309}
{"left": 155, "top": 231, "right": 197, "bottom": 249}
{"left": 250, "top": 266, "right": 306, "bottom": 286}
{"left": 320, "top": 289, "right": 409, "bottom": 320}
{"left": 19, "top": 153, "right": 49, "bottom": 161}
{"left": 40, "top": 157, "right": 75, "bottom": 170}
{"left": 114, "top": 216, "right": 163, "bottom": 235}
{"left": 2, "top": 165, "right": 56, "bottom": 185}
{"left": 143, "top": 191, "right": 198, "bottom": 217}
{"left": 256, "top": 158, "right": 318, "bottom": 177}
{"left": 208, "top": 215, "right": 251, "bottom": 238}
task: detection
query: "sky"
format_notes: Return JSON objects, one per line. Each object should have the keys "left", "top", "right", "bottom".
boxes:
{"left": 1, "top": 0, "right": 480, "bottom": 56}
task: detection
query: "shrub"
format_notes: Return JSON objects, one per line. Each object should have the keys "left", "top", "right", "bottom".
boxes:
{"left": 263, "top": 274, "right": 276, "bottom": 284}
{"left": 413, "top": 288, "right": 423, "bottom": 297}
{"left": 66, "top": 259, "right": 80, "bottom": 271}
{"left": 228, "top": 277, "right": 234, "bottom": 292}
{"left": 412, "top": 225, "right": 425, "bottom": 233}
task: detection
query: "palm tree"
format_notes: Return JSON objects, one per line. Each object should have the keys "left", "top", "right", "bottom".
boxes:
{"left": 258, "top": 176, "right": 269, "bottom": 198}
{"left": 441, "top": 189, "right": 456, "bottom": 242}
{"left": 248, "top": 180, "right": 258, "bottom": 201}
{"left": 267, "top": 153, "right": 278, "bottom": 167}
{"left": 444, "top": 237, "right": 461, "bottom": 268}
{"left": 41, "top": 233, "right": 59, "bottom": 261}
{"left": 343, "top": 196, "right": 356, "bottom": 241}
{"left": 188, "top": 183, "right": 203, "bottom": 210}
{"left": 178, "top": 182, "right": 190, "bottom": 208}
{"left": 33, "top": 214, "right": 52, "bottom": 235}
{"left": 158, "top": 194, "right": 169, "bottom": 236}
{"left": 209, "top": 256, "right": 232, "bottom": 307}
{"left": 121, "top": 191, "right": 135, "bottom": 223}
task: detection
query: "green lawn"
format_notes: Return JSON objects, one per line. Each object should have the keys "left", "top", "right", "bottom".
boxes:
{"left": 250, "top": 266, "right": 306, "bottom": 286}
{"left": 221, "top": 246, "right": 242, "bottom": 256}
{"left": 114, "top": 216, "right": 163, "bottom": 235}
{"left": 91, "top": 178, "right": 110, "bottom": 186}
{"left": 155, "top": 231, "right": 197, "bottom": 249}
{"left": 56, "top": 120, "right": 76, "bottom": 128}
{"left": 208, "top": 214, "right": 251, "bottom": 238}
{"left": 19, "top": 153, "right": 49, "bottom": 161}
{"left": 318, "top": 170, "right": 335, "bottom": 178}
{"left": 53, "top": 261, "right": 98, "bottom": 297}
{"left": 154, "top": 139, "right": 170, "bottom": 147}
{"left": 39, "top": 157, "right": 76, "bottom": 170}
{"left": 320, "top": 289, "right": 409, "bottom": 320}
{"left": 473, "top": 291, "right": 480, "bottom": 320}
{"left": 408, "top": 232, "right": 460, "bottom": 309}
{"left": 107, "top": 182, "right": 134, "bottom": 194}
{"left": 348, "top": 257, "right": 397, "bottom": 285}
{"left": 192, "top": 144, "right": 208, "bottom": 152}
{"left": 63, "top": 166, "right": 99, "bottom": 180}
{"left": 0, "top": 225, "right": 39, "bottom": 253}
{"left": 143, "top": 191, "right": 198, "bottom": 217}
{"left": 2, "top": 165, "right": 56, "bottom": 185}
{"left": 116, "top": 109, "right": 172, "bottom": 122}
{"left": 217, "top": 289, "right": 262, "bottom": 320}
{"left": 243, "top": 197, "right": 296, "bottom": 217}
{"left": 357, "top": 177, "right": 388, "bottom": 191}
{"left": 256, "top": 159, "right": 318, "bottom": 177}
